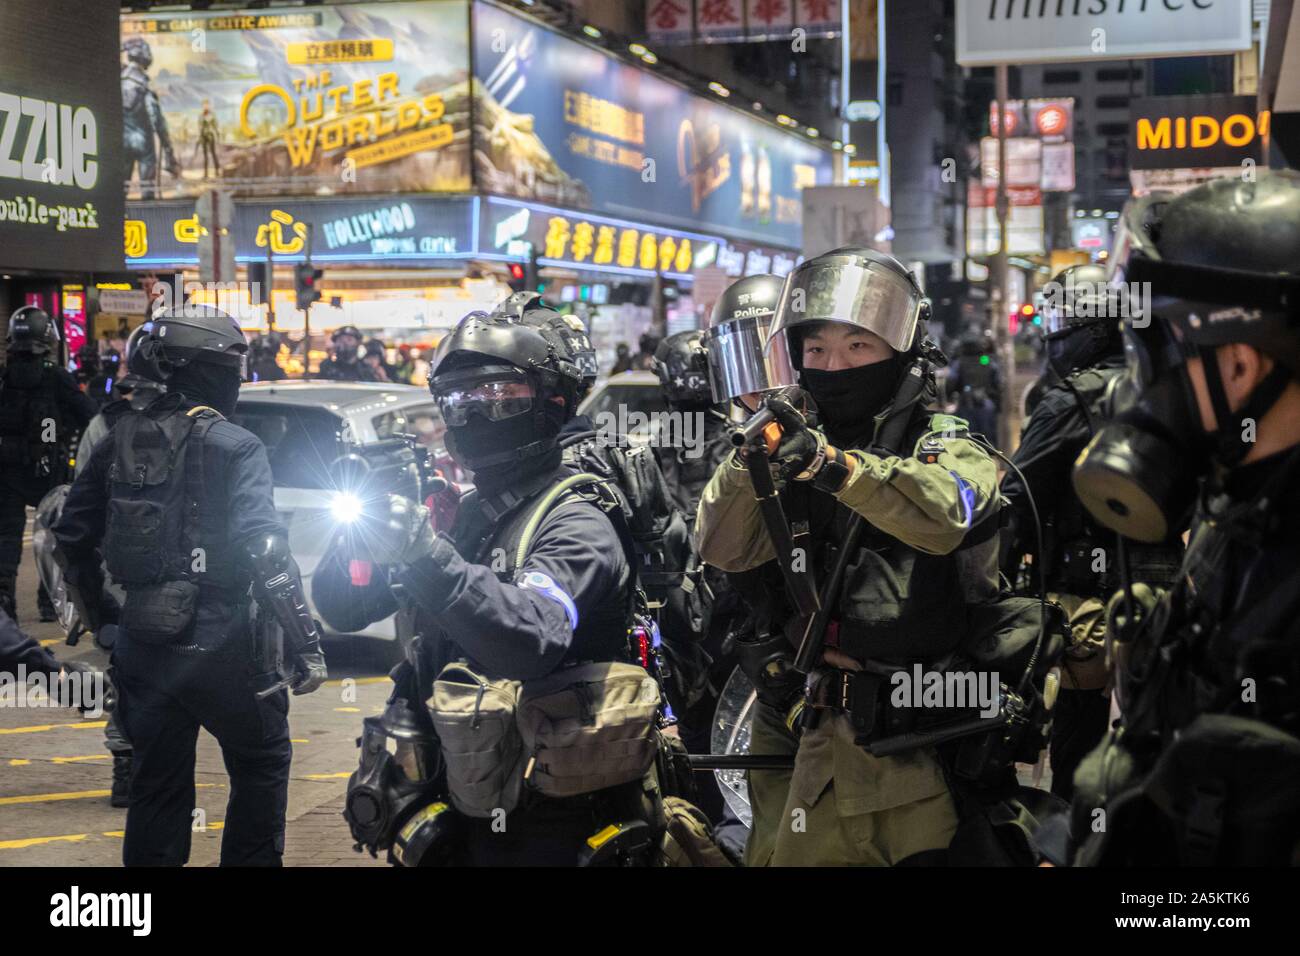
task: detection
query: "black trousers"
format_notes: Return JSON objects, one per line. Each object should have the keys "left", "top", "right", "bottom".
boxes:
{"left": 113, "top": 629, "right": 291, "bottom": 867}
{"left": 0, "top": 470, "right": 54, "bottom": 611}
{"left": 1049, "top": 688, "right": 1111, "bottom": 800}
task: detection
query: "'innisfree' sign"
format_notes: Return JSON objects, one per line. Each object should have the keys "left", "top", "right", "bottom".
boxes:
{"left": 956, "top": 0, "right": 1252, "bottom": 67}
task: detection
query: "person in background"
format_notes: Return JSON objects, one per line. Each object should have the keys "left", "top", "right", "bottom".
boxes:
{"left": 363, "top": 339, "right": 392, "bottom": 382}
{"left": 631, "top": 333, "right": 659, "bottom": 371}
{"left": 317, "top": 325, "right": 376, "bottom": 382}
{"left": 248, "top": 334, "right": 286, "bottom": 383}
{"left": 611, "top": 342, "right": 633, "bottom": 375}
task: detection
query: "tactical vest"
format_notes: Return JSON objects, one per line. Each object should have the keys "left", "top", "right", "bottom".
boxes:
{"left": 1042, "top": 365, "right": 1182, "bottom": 596}
{"left": 0, "top": 359, "right": 61, "bottom": 469}
{"left": 657, "top": 412, "right": 732, "bottom": 516}
{"left": 102, "top": 398, "right": 243, "bottom": 594}
{"left": 448, "top": 470, "right": 639, "bottom": 667}
{"left": 761, "top": 411, "right": 1000, "bottom": 666}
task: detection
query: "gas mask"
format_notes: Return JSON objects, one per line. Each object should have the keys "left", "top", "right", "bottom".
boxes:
{"left": 1071, "top": 308, "right": 1277, "bottom": 544}
{"left": 436, "top": 365, "right": 565, "bottom": 480}
{"left": 343, "top": 697, "right": 442, "bottom": 854}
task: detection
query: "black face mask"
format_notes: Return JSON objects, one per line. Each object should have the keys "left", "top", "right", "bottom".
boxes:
{"left": 170, "top": 360, "right": 242, "bottom": 417}
{"left": 800, "top": 355, "right": 902, "bottom": 440}
{"left": 445, "top": 399, "right": 567, "bottom": 489}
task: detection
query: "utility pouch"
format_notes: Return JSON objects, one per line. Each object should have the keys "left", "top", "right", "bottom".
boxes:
{"left": 104, "top": 500, "right": 168, "bottom": 585}
{"left": 516, "top": 661, "right": 660, "bottom": 799}
{"left": 121, "top": 580, "right": 199, "bottom": 645}
{"left": 429, "top": 661, "right": 525, "bottom": 818}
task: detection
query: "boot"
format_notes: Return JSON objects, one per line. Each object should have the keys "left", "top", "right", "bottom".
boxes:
{"left": 111, "top": 752, "right": 132, "bottom": 808}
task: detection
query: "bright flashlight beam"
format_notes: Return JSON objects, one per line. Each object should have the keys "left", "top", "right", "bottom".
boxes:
{"left": 330, "top": 492, "right": 364, "bottom": 524}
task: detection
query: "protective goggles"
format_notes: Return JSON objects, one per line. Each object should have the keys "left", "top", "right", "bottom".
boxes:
{"left": 433, "top": 365, "right": 535, "bottom": 426}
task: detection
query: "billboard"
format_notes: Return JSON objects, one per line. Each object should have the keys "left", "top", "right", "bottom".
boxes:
{"left": 1129, "top": 95, "right": 1269, "bottom": 171}
{"left": 124, "top": 195, "right": 475, "bottom": 266}
{"left": 0, "top": 0, "right": 124, "bottom": 272}
{"left": 957, "top": 0, "right": 1251, "bottom": 66}
{"left": 473, "top": 2, "right": 832, "bottom": 249}
{"left": 118, "top": 1, "right": 470, "bottom": 200}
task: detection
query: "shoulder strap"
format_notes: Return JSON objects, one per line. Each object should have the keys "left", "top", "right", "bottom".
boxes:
{"left": 181, "top": 406, "right": 223, "bottom": 580}
{"left": 514, "top": 472, "right": 610, "bottom": 569}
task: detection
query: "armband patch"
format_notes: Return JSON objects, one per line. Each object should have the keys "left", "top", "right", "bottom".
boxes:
{"left": 518, "top": 570, "right": 579, "bottom": 630}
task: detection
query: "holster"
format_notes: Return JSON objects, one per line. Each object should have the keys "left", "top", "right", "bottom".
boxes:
{"left": 250, "top": 603, "right": 289, "bottom": 693}
{"left": 120, "top": 580, "right": 199, "bottom": 646}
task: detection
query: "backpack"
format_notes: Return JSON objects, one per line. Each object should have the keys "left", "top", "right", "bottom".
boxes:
{"left": 0, "top": 360, "right": 61, "bottom": 470}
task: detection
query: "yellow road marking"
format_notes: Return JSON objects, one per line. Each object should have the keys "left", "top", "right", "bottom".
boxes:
{"left": 0, "top": 720, "right": 107, "bottom": 735}
{"left": 0, "top": 833, "right": 88, "bottom": 850}
{"left": 0, "top": 782, "right": 217, "bottom": 807}
{"left": 52, "top": 754, "right": 111, "bottom": 764}
{"left": 8, "top": 759, "right": 31, "bottom": 767}
{"left": 39, "top": 639, "right": 63, "bottom": 647}
{"left": 333, "top": 707, "right": 361, "bottom": 713}
{"left": 323, "top": 676, "right": 391, "bottom": 687}
{"left": 304, "top": 772, "right": 351, "bottom": 780}
{"left": 0, "top": 789, "right": 110, "bottom": 805}
{"left": 291, "top": 738, "right": 309, "bottom": 744}
{"left": 103, "top": 831, "right": 124, "bottom": 839}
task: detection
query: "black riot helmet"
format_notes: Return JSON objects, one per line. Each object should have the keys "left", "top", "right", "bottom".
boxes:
{"left": 6, "top": 306, "right": 60, "bottom": 357}
{"left": 1073, "top": 171, "right": 1300, "bottom": 542}
{"left": 703, "top": 274, "right": 795, "bottom": 404}
{"left": 331, "top": 324, "right": 362, "bottom": 362}
{"left": 652, "top": 330, "right": 713, "bottom": 410}
{"left": 1041, "top": 264, "right": 1122, "bottom": 376}
{"left": 135, "top": 304, "right": 247, "bottom": 380}
{"left": 119, "top": 322, "right": 166, "bottom": 395}
{"left": 767, "top": 247, "right": 931, "bottom": 372}
{"left": 429, "top": 310, "right": 583, "bottom": 475}
{"left": 502, "top": 294, "right": 599, "bottom": 401}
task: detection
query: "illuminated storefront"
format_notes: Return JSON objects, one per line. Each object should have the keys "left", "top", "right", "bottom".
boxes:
{"left": 111, "top": 0, "right": 832, "bottom": 361}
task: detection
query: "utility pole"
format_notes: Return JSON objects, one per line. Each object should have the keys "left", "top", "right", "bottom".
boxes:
{"left": 993, "top": 63, "right": 1013, "bottom": 453}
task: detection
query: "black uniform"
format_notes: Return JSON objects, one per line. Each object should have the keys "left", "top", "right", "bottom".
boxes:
{"left": 55, "top": 398, "right": 292, "bottom": 865}
{"left": 0, "top": 353, "right": 95, "bottom": 619}
{"left": 316, "top": 356, "right": 377, "bottom": 382}
{"left": 0, "top": 605, "right": 60, "bottom": 677}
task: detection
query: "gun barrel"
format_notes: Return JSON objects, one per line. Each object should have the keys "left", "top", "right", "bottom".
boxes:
{"left": 730, "top": 406, "right": 776, "bottom": 447}
{"left": 683, "top": 754, "right": 797, "bottom": 770}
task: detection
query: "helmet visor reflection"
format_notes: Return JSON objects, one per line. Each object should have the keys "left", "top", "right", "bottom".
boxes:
{"left": 703, "top": 314, "right": 797, "bottom": 403}
{"left": 437, "top": 377, "right": 535, "bottom": 426}
{"left": 766, "top": 261, "right": 922, "bottom": 372}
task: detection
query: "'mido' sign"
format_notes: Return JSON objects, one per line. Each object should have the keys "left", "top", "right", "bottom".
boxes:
{"left": 1130, "top": 95, "right": 1269, "bottom": 171}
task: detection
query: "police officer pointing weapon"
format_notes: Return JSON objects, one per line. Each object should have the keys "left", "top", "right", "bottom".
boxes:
{"left": 53, "top": 305, "right": 326, "bottom": 867}
{"left": 695, "top": 249, "right": 1025, "bottom": 866}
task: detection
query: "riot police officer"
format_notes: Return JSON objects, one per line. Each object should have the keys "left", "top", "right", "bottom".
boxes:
{"left": 946, "top": 328, "right": 1002, "bottom": 440}
{"left": 696, "top": 248, "right": 1002, "bottom": 866}
{"left": 318, "top": 325, "right": 376, "bottom": 381}
{"left": 1066, "top": 171, "right": 1300, "bottom": 865}
{"left": 1001, "top": 265, "right": 1182, "bottom": 800}
{"left": 0, "top": 307, "right": 96, "bottom": 622}
{"left": 53, "top": 305, "right": 326, "bottom": 867}
{"left": 337, "top": 309, "right": 660, "bottom": 865}
{"left": 70, "top": 322, "right": 166, "bottom": 807}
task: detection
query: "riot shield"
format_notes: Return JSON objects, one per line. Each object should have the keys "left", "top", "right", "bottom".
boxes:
{"left": 709, "top": 665, "right": 758, "bottom": 828}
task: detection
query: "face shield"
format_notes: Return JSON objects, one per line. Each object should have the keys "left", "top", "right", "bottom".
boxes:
{"left": 766, "top": 258, "right": 924, "bottom": 373}
{"left": 703, "top": 313, "right": 797, "bottom": 404}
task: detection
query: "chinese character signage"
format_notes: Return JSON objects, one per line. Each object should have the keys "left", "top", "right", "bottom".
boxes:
{"left": 647, "top": 0, "right": 841, "bottom": 45}
{"left": 475, "top": 3, "right": 831, "bottom": 249}
{"left": 480, "top": 197, "right": 723, "bottom": 278}
{"left": 0, "top": 0, "right": 124, "bottom": 272}
{"left": 118, "top": 1, "right": 470, "bottom": 200}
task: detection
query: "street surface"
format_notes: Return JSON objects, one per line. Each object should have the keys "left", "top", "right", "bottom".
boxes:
{"left": 0, "top": 527, "right": 391, "bottom": 867}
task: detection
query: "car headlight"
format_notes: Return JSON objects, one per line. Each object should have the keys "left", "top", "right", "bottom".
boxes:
{"left": 330, "top": 491, "right": 364, "bottom": 524}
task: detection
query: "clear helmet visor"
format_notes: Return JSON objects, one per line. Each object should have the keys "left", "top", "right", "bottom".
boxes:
{"left": 703, "top": 313, "right": 797, "bottom": 404}
{"left": 766, "top": 260, "right": 923, "bottom": 371}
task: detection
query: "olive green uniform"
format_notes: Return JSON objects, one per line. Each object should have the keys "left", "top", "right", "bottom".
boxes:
{"left": 697, "top": 413, "right": 1000, "bottom": 866}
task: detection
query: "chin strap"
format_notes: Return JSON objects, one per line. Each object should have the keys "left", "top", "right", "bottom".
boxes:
{"left": 1198, "top": 346, "right": 1292, "bottom": 467}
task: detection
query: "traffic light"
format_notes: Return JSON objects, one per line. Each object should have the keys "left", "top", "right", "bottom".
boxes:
{"left": 507, "top": 261, "right": 527, "bottom": 292}
{"left": 507, "top": 249, "right": 541, "bottom": 294}
{"left": 295, "top": 261, "right": 323, "bottom": 311}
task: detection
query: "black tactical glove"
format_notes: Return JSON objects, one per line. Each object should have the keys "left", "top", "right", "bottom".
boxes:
{"left": 291, "top": 633, "right": 328, "bottom": 696}
{"left": 764, "top": 394, "right": 827, "bottom": 485}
